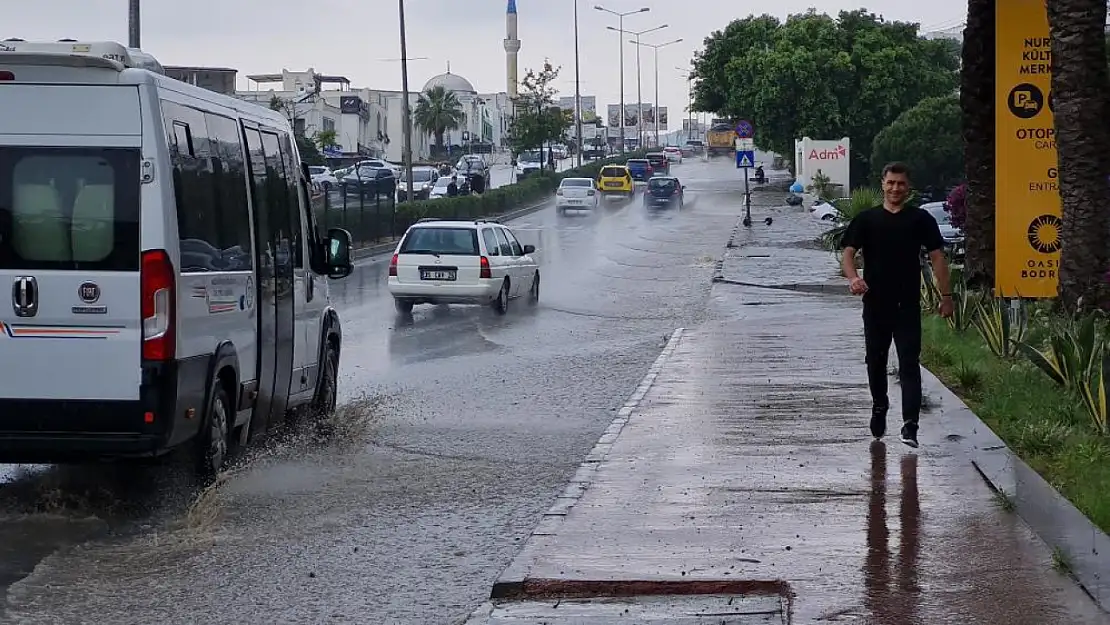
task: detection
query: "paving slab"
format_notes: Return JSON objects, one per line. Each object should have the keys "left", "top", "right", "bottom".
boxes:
{"left": 469, "top": 594, "right": 784, "bottom": 624}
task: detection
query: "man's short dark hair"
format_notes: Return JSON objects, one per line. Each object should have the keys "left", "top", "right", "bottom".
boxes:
{"left": 881, "top": 161, "right": 910, "bottom": 180}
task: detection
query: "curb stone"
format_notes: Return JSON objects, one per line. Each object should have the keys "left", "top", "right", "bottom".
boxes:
{"left": 350, "top": 198, "right": 553, "bottom": 261}
{"left": 921, "top": 368, "right": 1110, "bottom": 612}
{"left": 711, "top": 218, "right": 745, "bottom": 282}
{"left": 486, "top": 327, "right": 686, "bottom": 601}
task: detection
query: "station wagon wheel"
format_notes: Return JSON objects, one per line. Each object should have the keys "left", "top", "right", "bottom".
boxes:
{"left": 196, "top": 384, "right": 231, "bottom": 482}
{"left": 528, "top": 272, "right": 540, "bottom": 305}
{"left": 492, "top": 279, "right": 509, "bottom": 315}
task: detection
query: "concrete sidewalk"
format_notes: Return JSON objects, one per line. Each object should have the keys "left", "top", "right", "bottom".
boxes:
{"left": 467, "top": 198, "right": 1106, "bottom": 623}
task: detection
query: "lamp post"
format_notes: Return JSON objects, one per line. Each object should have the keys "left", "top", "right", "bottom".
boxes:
{"left": 631, "top": 37, "right": 682, "bottom": 148}
{"left": 128, "top": 0, "right": 140, "bottom": 47}
{"left": 610, "top": 23, "right": 667, "bottom": 150}
{"left": 574, "top": 0, "right": 583, "bottom": 167}
{"left": 595, "top": 5, "right": 649, "bottom": 154}
{"left": 398, "top": 0, "right": 415, "bottom": 202}
{"left": 676, "top": 67, "right": 692, "bottom": 144}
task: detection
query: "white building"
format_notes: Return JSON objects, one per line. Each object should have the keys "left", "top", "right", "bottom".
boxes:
{"left": 236, "top": 68, "right": 388, "bottom": 159}
{"left": 385, "top": 71, "right": 511, "bottom": 160}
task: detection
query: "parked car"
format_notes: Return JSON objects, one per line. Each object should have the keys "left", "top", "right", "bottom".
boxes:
{"left": 455, "top": 154, "right": 490, "bottom": 180}
{"left": 597, "top": 165, "right": 634, "bottom": 199}
{"left": 428, "top": 176, "right": 454, "bottom": 199}
{"left": 396, "top": 166, "right": 440, "bottom": 202}
{"left": 556, "top": 177, "right": 599, "bottom": 213}
{"left": 357, "top": 158, "right": 402, "bottom": 178}
{"left": 515, "top": 150, "right": 544, "bottom": 179}
{"left": 643, "top": 176, "right": 684, "bottom": 208}
{"left": 921, "top": 201, "right": 966, "bottom": 262}
{"left": 308, "top": 166, "right": 338, "bottom": 190}
{"left": 387, "top": 219, "right": 540, "bottom": 315}
{"left": 341, "top": 166, "right": 397, "bottom": 198}
{"left": 626, "top": 158, "right": 653, "bottom": 182}
{"left": 646, "top": 152, "right": 670, "bottom": 175}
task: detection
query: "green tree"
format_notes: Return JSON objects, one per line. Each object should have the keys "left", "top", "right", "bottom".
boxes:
{"left": 296, "top": 135, "right": 324, "bottom": 165}
{"left": 1047, "top": 0, "right": 1110, "bottom": 309}
{"left": 314, "top": 128, "right": 338, "bottom": 150}
{"left": 413, "top": 85, "right": 465, "bottom": 157}
{"left": 508, "top": 61, "right": 570, "bottom": 155}
{"left": 960, "top": 0, "right": 996, "bottom": 289}
{"left": 870, "top": 95, "right": 963, "bottom": 191}
{"left": 690, "top": 10, "right": 959, "bottom": 186}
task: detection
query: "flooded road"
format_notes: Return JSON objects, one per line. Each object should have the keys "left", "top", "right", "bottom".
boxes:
{"left": 0, "top": 157, "right": 752, "bottom": 624}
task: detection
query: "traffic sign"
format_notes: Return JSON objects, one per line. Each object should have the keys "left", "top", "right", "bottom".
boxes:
{"left": 735, "top": 120, "right": 754, "bottom": 138}
{"left": 736, "top": 150, "right": 755, "bottom": 168}
{"left": 734, "top": 137, "right": 755, "bottom": 152}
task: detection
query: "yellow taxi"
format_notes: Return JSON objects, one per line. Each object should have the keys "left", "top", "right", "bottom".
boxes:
{"left": 596, "top": 165, "right": 635, "bottom": 199}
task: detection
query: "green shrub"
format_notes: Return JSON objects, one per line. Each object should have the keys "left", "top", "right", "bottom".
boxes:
{"left": 396, "top": 151, "right": 649, "bottom": 229}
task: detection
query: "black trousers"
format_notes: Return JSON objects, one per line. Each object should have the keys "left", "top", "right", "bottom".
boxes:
{"left": 863, "top": 300, "right": 922, "bottom": 431}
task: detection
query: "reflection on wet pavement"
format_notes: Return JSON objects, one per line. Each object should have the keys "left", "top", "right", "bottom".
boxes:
{"left": 864, "top": 442, "right": 922, "bottom": 624}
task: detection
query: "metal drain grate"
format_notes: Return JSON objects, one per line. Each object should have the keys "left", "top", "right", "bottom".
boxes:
{"left": 473, "top": 594, "right": 787, "bottom": 624}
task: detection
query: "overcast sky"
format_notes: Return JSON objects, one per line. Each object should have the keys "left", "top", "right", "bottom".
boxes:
{"left": 12, "top": 0, "right": 966, "bottom": 124}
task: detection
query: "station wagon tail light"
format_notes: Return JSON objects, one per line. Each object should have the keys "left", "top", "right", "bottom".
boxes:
{"left": 141, "top": 249, "right": 175, "bottom": 361}
{"left": 587, "top": 189, "right": 596, "bottom": 196}
{"left": 388, "top": 253, "right": 398, "bottom": 277}
{"left": 556, "top": 188, "right": 563, "bottom": 195}
{"left": 479, "top": 256, "right": 491, "bottom": 279}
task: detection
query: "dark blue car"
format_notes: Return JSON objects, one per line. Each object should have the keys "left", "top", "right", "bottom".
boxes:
{"left": 626, "top": 158, "right": 653, "bottom": 182}
{"left": 644, "top": 176, "right": 684, "bottom": 208}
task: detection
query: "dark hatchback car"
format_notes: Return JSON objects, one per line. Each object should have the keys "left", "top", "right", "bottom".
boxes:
{"left": 646, "top": 152, "right": 670, "bottom": 175}
{"left": 644, "top": 176, "right": 684, "bottom": 208}
{"left": 626, "top": 158, "right": 653, "bottom": 181}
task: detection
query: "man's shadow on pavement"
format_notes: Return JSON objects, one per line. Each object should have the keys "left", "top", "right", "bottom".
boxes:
{"left": 864, "top": 440, "right": 921, "bottom": 624}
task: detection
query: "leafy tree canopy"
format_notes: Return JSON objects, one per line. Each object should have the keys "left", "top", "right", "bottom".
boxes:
{"left": 871, "top": 94, "right": 963, "bottom": 191}
{"left": 690, "top": 9, "right": 959, "bottom": 181}
{"left": 508, "top": 61, "right": 571, "bottom": 154}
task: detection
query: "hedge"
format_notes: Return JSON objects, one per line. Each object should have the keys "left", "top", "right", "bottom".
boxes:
{"left": 393, "top": 150, "right": 649, "bottom": 226}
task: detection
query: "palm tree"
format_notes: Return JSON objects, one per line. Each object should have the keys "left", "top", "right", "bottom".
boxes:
{"left": 1047, "top": 0, "right": 1110, "bottom": 309}
{"left": 413, "top": 86, "right": 465, "bottom": 158}
{"left": 960, "top": 0, "right": 996, "bottom": 290}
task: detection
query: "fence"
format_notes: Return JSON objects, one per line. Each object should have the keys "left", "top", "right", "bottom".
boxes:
{"left": 311, "top": 187, "right": 403, "bottom": 250}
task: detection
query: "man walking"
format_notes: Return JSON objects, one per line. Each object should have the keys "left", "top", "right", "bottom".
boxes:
{"left": 841, "top": 162, "right": 953, "bottom": 448}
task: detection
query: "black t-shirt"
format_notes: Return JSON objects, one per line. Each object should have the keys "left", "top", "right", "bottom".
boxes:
{"left": 842, "top": 205, "right": 945, "bottom": 306}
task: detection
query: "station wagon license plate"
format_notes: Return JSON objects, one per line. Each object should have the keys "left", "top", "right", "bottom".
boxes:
{"left": 605, "top": 181, "right": 622, "bottom": 187}
{"left": 421, "top": 270, "right": 456, "bottom": 281}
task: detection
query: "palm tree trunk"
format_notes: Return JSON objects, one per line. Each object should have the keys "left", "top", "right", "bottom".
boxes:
{"left": 1047, "top": 0, "right": 1110, "bottom": 309}
{"left": 961, "top": 0, "right": 995, "bottom": 289}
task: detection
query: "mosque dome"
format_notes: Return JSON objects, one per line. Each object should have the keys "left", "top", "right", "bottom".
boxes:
{"left": 422, "top": 72, "right": 476, "bottom": 94}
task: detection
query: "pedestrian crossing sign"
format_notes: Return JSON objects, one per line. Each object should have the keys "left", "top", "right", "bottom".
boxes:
{"left": 736, "top": 150, "right": 755, "bottom": 168}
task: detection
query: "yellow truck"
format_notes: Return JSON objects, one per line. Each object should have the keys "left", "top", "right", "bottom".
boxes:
{"left": 706, "top": 121, "right": 736, "bottom": 157}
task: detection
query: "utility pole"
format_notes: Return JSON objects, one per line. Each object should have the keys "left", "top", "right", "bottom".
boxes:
{"left": 128, "top": 0, "right": 140, "bottom": 48}
{"left": 399, "top": 0, "right": 414, "bottom": 203}
{"left": 573, "top": 0, "right": 583, "bottom": 167}
{"left": 632, "top": 38, "right": 682, "bottom": 148}
{"left": 596, "top": 6, "right": 650, "bottom": 155}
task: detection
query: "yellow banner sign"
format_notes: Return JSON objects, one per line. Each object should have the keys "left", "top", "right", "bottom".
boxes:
{"left": 995, "top": 0, "right": 1060, "bottom": 298}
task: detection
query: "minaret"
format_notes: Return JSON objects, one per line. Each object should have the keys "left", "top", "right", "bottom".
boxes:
{"left": 504, "top": 0, "right": 520, "bottom": 99}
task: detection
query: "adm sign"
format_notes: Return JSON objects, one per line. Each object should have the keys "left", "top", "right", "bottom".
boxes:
{"left": 794, "top": 137, "right": 850, "bottom": 192}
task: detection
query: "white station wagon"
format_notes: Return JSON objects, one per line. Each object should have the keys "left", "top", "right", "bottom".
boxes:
{"left": 387, "top": 219, "right": 539, "bottom": 314}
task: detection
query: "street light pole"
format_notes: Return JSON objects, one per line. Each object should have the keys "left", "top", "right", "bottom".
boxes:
{"left": 615, "top": 23, "right": 668, "bottom": 151}
{"left": 128, "top": 0, "right": 140, "bottom": 48}
{"left": 595, "top": 6, "right": 649, "bottom": 155}
{"left": 574, "top": 0, "right": 583, "bottom": 167}
{"left": 399, "top": 0, "right": 414, "bottom": 202}
{"left": 631, "top": 38, "right": 682, "bottom": 148}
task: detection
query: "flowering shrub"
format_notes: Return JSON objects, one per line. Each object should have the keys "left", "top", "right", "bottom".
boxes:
{"left": 947, "top": 183, "right": 967, "bottom": 229}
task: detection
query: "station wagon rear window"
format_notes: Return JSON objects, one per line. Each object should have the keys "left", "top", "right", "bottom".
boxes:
{"left": 0, "top": 147, "right": 140, "bottom": 271}
{"left": 400, "top": 227, "right": 480, "bottom": 256}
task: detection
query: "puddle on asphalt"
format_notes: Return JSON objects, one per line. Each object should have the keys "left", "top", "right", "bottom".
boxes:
{"left": 0, "top": 393, "right": 389, "bottom": 595}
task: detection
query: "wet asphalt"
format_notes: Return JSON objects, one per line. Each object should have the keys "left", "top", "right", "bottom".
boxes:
{"left": 0, "top": 156, "right": 750, "bottom": 624}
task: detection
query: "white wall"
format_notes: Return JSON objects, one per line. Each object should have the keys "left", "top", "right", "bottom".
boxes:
{"left": 794, "top": 137, "right": 851, "bottom": 192}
